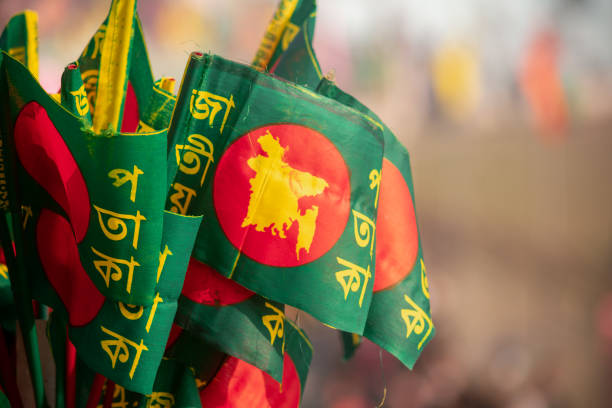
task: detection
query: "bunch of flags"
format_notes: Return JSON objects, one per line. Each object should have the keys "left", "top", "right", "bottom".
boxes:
{"left": 0, "top": 0, "right": 434, "bottom": 406}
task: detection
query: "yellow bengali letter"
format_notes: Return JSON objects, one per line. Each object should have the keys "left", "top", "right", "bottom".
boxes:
{"left": 262, "top": 302, "right": 285, "bottom": 347}
{"left": 400, "top": 294, "right": 433, "bottom": 350}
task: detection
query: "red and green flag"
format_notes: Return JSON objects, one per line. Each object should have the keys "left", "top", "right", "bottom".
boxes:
{"left": 199, "top": 319, "right": 312, "bottom": 408}
{"left": 267, "top": 1, "right": 322, "bottom": 89}
{"left": 167, "top": 53, "right": 384, "bottom": 334}
{"left": 317, "top": 78, "right": 435, "bottom": 368}
{"left": 175, "top": 259, "right": 286, "bottom": 382}
{"left": 260, "top": 0, "right": 435, "bottom": 368}
{"left": 1, "top": 0, "right": 202, "bottom": 394}
{"left": 164, "top": 48, "right": 288, "bottom": 383}
{"left": 0, "top": 10, "right": 38, "bottom": 79}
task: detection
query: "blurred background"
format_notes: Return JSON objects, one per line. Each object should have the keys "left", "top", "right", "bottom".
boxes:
{"left": 2, "top": 0, "right": 612, "bottom": 406}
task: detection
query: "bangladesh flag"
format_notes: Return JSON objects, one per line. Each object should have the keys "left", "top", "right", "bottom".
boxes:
{"left": 0, "top": 10, "right": 38, "bottom": 79}
{"left": 77, "top": 5, "right": 176, "bottom": 133}
{"left": 268, "top": 1, "right": 322, "bottom": 89}
{"left": 167, "top": 53, "right": 384, "bottom": 334}
{"left": 260, "top": 3, "right": 435, "bottom": 367}
{"left": 174, "top": 259, "right": 286, "bottom": 382}
{"left": 317, "top": 78, "right": 434, "bottom": 368}
{"left": 199, "top": 319, "right": 312, "bottom": 408}
{"left": 0, "top": 0, "right": 202, "bottom": 393}
{"left": 77, "top": 357, "right": 203, "bottom": 408}
{"left": 252, "top": 0, "right": 317, "bottom": 72}
{"left": 164, "top": 47, "right": 287, "bottom": 383}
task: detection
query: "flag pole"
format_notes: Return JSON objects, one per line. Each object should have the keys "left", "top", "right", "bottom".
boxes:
{"left": 0, "top": 213, "right": 48, "bottom": 407}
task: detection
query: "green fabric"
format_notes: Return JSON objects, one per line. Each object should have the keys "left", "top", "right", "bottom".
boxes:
{"left": 168, "top": 54, "right": 383, "bottom": 334}
{"left": 0, "top": 12, "right": 35, "bottom": 73}
{"left": 125, "top": 358, "right": 202, "bottom": 407}
{"left": 142, "top": 79, "right": 176, "bottom": 132}
{"left": 4, "top": 54, "right": 167, "bottom": 306}
{"left": 0, "top": 387, "right": 9, "bottom": 408}
{"left": 70, "top": 211, "right": 201, "bottom": 393}
{"left": 253, "top": 0, "right": 316, "bottom": 71}
{"left": 271, "top": 7, "right": 322, "bottom": 88}
{"left": 46, "top": 312, "right": 66, "bottom": 408}
{"left": 284, "top": 320, "right": 312, "bottom": 393}
{"left": 165, "top": 329, "right": 226, "bottom": 381}
{"left": 60, "top": 62, "right": 92, "bottom": 125}
{"left": 317, "top": 78, "right": 435, "bottom": 368}
{"left": 78, "top": 8, "right": 174, "bottom": 133}
{"left": 174, "top": 295, "right": 286, "bottom": 382}
{"left": 339, "top": 330, "right": 361, "bottom": 360}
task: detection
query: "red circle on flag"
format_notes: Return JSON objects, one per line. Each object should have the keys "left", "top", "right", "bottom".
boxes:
{"left": 182, "top": 259, "right": 254, "bottom": 306}
{"left": 373, "top": 158, "right": 419, "bottom": 292}
{"left": 214, "top": 124, "right": 351, "bottom": 267}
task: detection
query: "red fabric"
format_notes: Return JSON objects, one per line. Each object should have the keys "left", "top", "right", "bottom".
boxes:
{"left": 15, "top": 102, "right": 104, "bottom": 326}
{"left": 120, "top": 82, "right": 139, "bottom": 133}
{"left": 213, "top": 124, "right": 351, "bottom": 267}
{"left": 200, "top": 353, "right": 300, "bottom": 408}
{"left": 182, "top": 259, "right": 254, "bottom": 306}
{"left": 85, "top": 374, "right": 106, "bottom": 408}
{"left": 36, "top": 210, "right": 104, "bottom": 326}
{"left": 14, "top": 102, "right": 90, "bottom": 242}
{"left": 102, "top": 381, "right": 115, "bottom": 408}
{"left": 373, "top": 158, "right": 419, "bottom": 292}
{"left": 165, "top": 324, "right": 183, "bottom": 351}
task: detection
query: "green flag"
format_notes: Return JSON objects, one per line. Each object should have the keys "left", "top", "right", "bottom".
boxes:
{"left": 263, "top": 3, "right": 435, "bottom": 367}
{"left": 252, "top": 0, "right": 317, "bottom": 71}
{"left": 174, "top": 259, "right": 286, "bottom": 382}
{"left": 0, "top": 10, "right": 38, "bottom": 78}
{"left": 269, "top": 3, "right": 322, "bottom": 88}
{"left": 0, "top": 1, "right": 202, "bottom": 393}
{"left": 199, "top": 319, "right": 312, "bottom": 407}
{"left": 317, "top": 78, "right": 435, "bottom": 368}
{"left": 162, "top": 47, "right": 288, "bottom": 384}
{"left": 167, "top": 53, "right": 384, "bottom": 334}
{"left": 59, "top": 62, "right": 92, "bottom": 126}
{"left": 0, "top": 386, "right": 9, "bottom": 408}
{"left": 77, "top": 7, "right": 175, "bottom": 133}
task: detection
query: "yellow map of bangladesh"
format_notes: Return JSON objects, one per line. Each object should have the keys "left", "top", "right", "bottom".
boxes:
{"left": 241, "top": 130, "right": 329, "bottom": 259}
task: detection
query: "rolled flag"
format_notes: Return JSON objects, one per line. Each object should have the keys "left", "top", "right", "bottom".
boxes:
{"left": 60, "top": 62, "right": 92, "bottom": 126}
{"left": 252, "top": 0, "right": 316, "bottom": 71}
{"left": 0, "top": 0, "right": 202, "bottom": 393}
{"left": 268, "top": 1, "right": 322, "bottom": 88}
{"left": 77, "top": 1, "right": 175, "bottom": 133}
{"left": 0, "top": 14, "right": 48, "bottom": 406}
{"left": 0, "top": 10, "right": 38, "bottom": 78}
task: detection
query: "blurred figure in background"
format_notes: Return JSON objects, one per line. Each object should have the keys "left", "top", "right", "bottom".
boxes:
{"left": 520, "top": 30, "right": 569, "bottom": 138}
